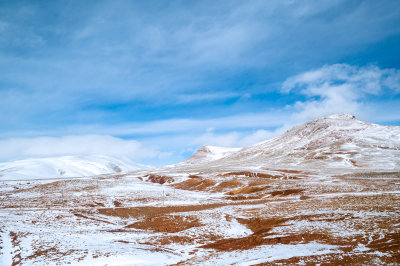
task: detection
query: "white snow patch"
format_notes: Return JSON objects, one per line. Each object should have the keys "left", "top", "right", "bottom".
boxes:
{"left": 0, "top": 231, "right": 12, "bottom": 266}
{"left": 204, "top": 242, "right": 340, "bottom": 265}
{"left": 73, "top": 250, "right": 183, "bottom": 265}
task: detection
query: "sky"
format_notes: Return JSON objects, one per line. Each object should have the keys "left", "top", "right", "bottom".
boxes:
{"left": 1, "top": 0, "right": 400, "bottom": 165}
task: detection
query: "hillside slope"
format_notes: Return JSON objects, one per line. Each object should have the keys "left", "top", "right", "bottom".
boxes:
{"left": 184, "top": 114, "right": 400, "bottom": 171}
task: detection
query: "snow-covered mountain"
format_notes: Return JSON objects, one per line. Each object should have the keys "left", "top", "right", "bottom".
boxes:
{"left": 182, "top": 145, "right": 241, "bottom": 164}
{"left": 0, "top": 155, "right": 148, "bottom": 180}
{"left": 184, "top": 114, "right": 400, "bottom": 171}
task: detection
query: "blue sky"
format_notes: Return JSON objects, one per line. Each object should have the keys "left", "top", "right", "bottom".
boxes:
{"left": 1, "top": 0, "right": 400, "bottom": 165}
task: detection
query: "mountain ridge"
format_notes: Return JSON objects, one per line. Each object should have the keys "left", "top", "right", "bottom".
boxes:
{"left": 183, "top": 114, "right": 400, "bottom": 171}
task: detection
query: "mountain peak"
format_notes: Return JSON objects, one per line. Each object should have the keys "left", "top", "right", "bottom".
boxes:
{"left": 182, "top": 145, "right": 241, "bottom": 164}
{"left": 187, "top": 114, "right": 400, "bottom": 171}
{"left": 325, "top": 113, "right": 356, "bottom": 120}
{"left": 286, "top": 113, "right": 364, "bottom": 139}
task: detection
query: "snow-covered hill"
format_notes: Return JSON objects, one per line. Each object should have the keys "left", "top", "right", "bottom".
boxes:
{"left": 184, "top": 114, "right": 400, "bottom": 171}
{"left": 181, "top": 145, "right": 241, "bottom": 165}
{"left": 0, "top": 155, "right": 148, "bottom": 180}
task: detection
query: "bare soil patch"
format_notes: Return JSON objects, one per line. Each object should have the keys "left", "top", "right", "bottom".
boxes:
{"left": 25, "top": 247, "right": 58, "bottom": 260}
{"left": 113, "top": 200, "right": 122, "bottom": 207}
{"left": 126, "top": 215, "right": 202, "bottom": 233}
{"left": 248, "top": 179, "right": 275, "bottom": 186}
{"left": 144, "top": 174, "right": 174, "bottom": 184}
{"left": 268, "top": 189, "right": 303, "bottom": 197}
{"left": 98, "top": 199, "right": 272, "bottom": 219}
{"left": 212, "top": 179, "right": 243, "bottom": 192}
{"left": 225, "top": 186, "right": 270, "bottom": 195}
{"left": 200, "top": 233, "right": 330, "bottom": 251}
{"left": 367, "top": 232, "right": 400, "bottom": 252}
{"left": 25, "top": 247, "right": 77, "bottom": 262}
{"left": 200, "top": 216, "right": 328, "bottom": 251}
{"left": 188, "top": 175, "right": 202, "bottom": 179}
{"left": 299, "top": 195, "right": 310, "bottom": 200}
{"left": 98, "top": 203, "right": 226, "bottom": 218}
{"left": 10, "top": 231, "right": 22, "bottom": 266}
{"left": 173, "top": 178, "right": 216, "bottom": 191}
{"left": 256, "top": 252, "right": 399, "bottom": 265}
{"left": 236, "top": 217, "right": 288, "bottom": 234}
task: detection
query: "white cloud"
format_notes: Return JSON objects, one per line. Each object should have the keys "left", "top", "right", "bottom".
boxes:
{"left": 282, "top": 64, "right": 400, "bottom": 123}
{"left": 0, "top": 135, "right": 161, "bottom": 162}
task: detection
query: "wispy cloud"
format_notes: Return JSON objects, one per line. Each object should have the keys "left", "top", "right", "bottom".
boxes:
{"left": 1, "top": 0, "right": 399, "bottom": 133}
{"left": 282, "top": 64, "right": 400, "bottom": 124}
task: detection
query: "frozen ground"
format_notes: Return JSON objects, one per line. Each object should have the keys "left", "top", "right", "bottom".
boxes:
{"left": 0, "top": 167, "right": 399, "bottom": 265}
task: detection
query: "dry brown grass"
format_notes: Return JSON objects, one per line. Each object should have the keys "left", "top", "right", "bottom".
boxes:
{"left": 248, "top": 179, "right": 275, "bottom": 186}
{"left": 225, "top": 186, "right": 269, "bottom": 195}
{"left": 98, "top": 199, "right": 274, "bottom": 219}
{"left": 10, "top": 231, "right": 22, "bottom": 265}
{"left": 200, "top": 233, "right": 330, "bottom": 251}
{"left": 113, "top": 200, "right": 122, "bottom": 207}
{"left": 173, "top": 178, "right": 216, "bottom": 191}
{"left": 268, "top": 189, "right": 303, "bottom": 197}
{"left": 188, "top": 174, "right": 202, "bottom": 179}
{"left": 256, "top": 253, "right": 400, "bottom": 265}
{"left": 98, "top": 204, "right": 226, "bottom": 219}
{"left": 144, "top": 174, "right": 174, "bottom": 184}
{"left": 212, "top": 179, "right": 243, "bottom": 192}
{"left": 237, "top": 217, "right": 288, "bottom": 234}
{"left": 126, "top": 215, "right": 202, "bottom": 233}
{"left": 367, "top": 232, "right": 400, "bottom": 252}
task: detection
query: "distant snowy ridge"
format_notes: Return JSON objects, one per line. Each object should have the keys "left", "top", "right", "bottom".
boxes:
{"left": 182, "top": 114, "right": 400, "bottom": 171}
{"left": 0, "top": 155, "right": 148, "bottom": 180}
